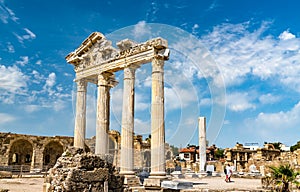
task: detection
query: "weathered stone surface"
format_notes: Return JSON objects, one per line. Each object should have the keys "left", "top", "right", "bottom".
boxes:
{"left": 46, "top": 147, "right": 124, "bottom": 192}
{"left": 0, "top": 171, "right": 12, "bottom": 178}
{"left": 161, "top": 180, "right": 193, "bottom": 190}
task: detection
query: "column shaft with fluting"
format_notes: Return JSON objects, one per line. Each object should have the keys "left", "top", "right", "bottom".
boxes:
{"left": 120, "top": 67, "right": 136, "bottom": 175}
{"left": 95, "top": 73, "right": 111, "bottom": 155}
{"left": 150, "top": 58, "right": 166, "bottom": 177}
{"left": 199, "top": 117, "right": 207, "bottom": 172}
{"left": 74, "top": 79, "right": 87, "bottom": 149}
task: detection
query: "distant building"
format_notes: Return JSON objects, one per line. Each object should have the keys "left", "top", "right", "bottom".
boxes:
{"left": 279, "top": 143, "right": 290, "bottom": 151}
{"left": 224, "top": 143, "right": 281, "bottom": 172}
{"left": 178, "top": 144, "right": 217, "bottom": 162}
{"left": 244, "top": 143, "right": 259, "bottom": 151}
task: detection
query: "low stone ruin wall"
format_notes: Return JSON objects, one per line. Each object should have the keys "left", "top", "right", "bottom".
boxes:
{"left": 45, "top": 147, "right": 124, "bottom": 192}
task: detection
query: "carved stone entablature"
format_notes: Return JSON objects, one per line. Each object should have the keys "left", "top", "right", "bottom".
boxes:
{"left": 66, "top": 32, "right": 169, "bottom": 81}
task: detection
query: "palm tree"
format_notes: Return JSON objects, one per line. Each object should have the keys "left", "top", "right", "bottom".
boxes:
{"left": 269, "top": 164, "right": 300, "bottom": 192}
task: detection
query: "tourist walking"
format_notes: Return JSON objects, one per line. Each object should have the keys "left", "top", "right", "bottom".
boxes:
{"left": 225, "top": 163, "right": 232, "bottom": 182}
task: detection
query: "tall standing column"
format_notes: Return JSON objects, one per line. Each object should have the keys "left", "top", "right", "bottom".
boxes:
{"left": 199, "top": 117, "right": 206, "bottom": 172}
{"left": 74, "top": 79, "right": 87, "bottom": 149}
{"left": 95, "top": 73, "right": 112, "bottom": 155}
{"left": 120, "top": 67, "right": 136, "bottom": 176}
{"left": 150, "top": 58, "right": 166, "bottom": 177}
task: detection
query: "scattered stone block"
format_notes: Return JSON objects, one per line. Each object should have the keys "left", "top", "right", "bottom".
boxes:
{"left": 0, "top": 171, "right": 12, "bottom": 178}
{"left": 170, "top": 171, "right": 184, "bottom": 179}
{"left": 161, "top": 180, "right": 193, "bottom": 190}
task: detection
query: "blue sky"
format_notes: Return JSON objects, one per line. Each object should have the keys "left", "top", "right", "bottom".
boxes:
{"left": 1, "top": 0, "right": 300, "bottom": 148}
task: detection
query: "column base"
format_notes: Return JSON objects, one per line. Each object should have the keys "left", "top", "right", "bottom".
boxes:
{"left": 149, "top": 171, "right": 167, "bottom": 179}
{"left": 144, "top": 176, "right": 169, "bottom": 190}
{"left": 119, "top": 171, "right": 135, "bottom": 177}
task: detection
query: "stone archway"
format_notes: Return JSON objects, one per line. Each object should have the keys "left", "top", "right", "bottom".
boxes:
{"left": 43, "top": 141, "right": 64, "bottom": 168}
{"left": 8, "top": 139, "right": 33, "bottom": 166}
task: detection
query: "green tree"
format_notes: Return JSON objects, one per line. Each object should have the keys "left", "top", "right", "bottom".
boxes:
{"left": 214, "top": 148, "right": 225, "bottom": 159}
{"left": 290, "top": 141, "right": 300, "bottom": 152}
{"left": 170, "top": 145, "right": 179, "bottom": 156}
{"left": 269, "top": 164, "right": 300, "bottom": 192}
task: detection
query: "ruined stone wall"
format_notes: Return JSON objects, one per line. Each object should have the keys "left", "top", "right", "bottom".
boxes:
{"left": 0, "top": 132, "right": 73, "bottom": 172}
{"left": 46, "top": 147, "right": 123, "bottom": 192}
{"left": 0, "top": 131, "right": 174, "bottom": 173}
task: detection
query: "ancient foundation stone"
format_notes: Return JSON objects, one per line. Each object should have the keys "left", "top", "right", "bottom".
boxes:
{"left": 45, "top": 147, "right": 124, "bottom": 192}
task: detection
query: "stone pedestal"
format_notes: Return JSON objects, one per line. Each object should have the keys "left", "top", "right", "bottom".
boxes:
{"left": 74, "top": 79, "right": 87, "bottom": 149}
{"left": 150, "top": 58, "right": 166, "bottom": 178}
{"left": 143, "top": 178, "right": 162, "bottom": 189}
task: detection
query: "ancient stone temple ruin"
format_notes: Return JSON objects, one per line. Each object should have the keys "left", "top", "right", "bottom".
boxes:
{"left": 65, "top": 32, "right": 170, "bottom": 182}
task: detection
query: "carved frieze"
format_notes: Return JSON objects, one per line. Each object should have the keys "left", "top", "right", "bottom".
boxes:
{"left": 66, "top": 32, "right": 169, "bottom": 79}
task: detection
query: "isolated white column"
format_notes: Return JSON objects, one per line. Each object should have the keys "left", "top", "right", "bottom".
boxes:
{"left": 95, "top": 73, "right": 111, "bottom": 155}
{"left": 120, "top": 67, "right": 136, "bottom": 176}
{"left": 150, "top": 58, "right": 166, "bottom": 177}
{"left": 74, "top": 79, "right": 87, "bottom": 149}
{"left": 199, "top": 117, "right": 206, "bottom": 172}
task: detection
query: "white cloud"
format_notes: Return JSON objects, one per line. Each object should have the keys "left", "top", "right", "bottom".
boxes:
{"left": 245, "top": 101, "right": 300, "bottom": 144}
{"left": 16, "top": 56, "right": 29, "bottom": 66}
{"left": 135, "top": 93, "right": 149, "bottom": 111}
{"left": 279, "top": 30, "right": 295, "bottom": 40}
{"left": 200, "top": 98, "right": 211, "bottom": 106}
{"left": 35, "top": 60, "right": 42, "bottom": 65}
{"left": 259, "top": 93, "right": 281, "bottom": 104}
{"left": 43, "top": 72, "right": 56, "bottom": 95}
{"left": 45, "top": 72, "right": 56, "bottom": 87}
{"left": 32, "top": 70, "right": 44, "bottom": 83}
{"left": 0, "top": 1, "right": 18, "bottom": 24}
{"left": 24, "top": 105, "right": 40, "bottom": 113}
{"left": 6, "top": 42, "right": 15, "bottom": 53}
{"left": 23, "top": 28, "right": 36, "bottom": 39}
{"left": 192, "top": 24, "right": 199, "bottom": 35}
{"left": 225, "top": 92, "right": 255, "bottom": 112}
{"left": 0, "top": 113, "right": 16, "bottom": 124}
{"left": 254, "top": 101, "right": 300, "bottom": 129}
{"left": 13, "top": 28, "right": 36, "bottom": 44}
{"left": 133, "top": 21, "right": 151, "bottom": 39}
{"left": 134, "top": 118, "right": 151, "bottom": 135}
{"left": 200, "top": 21, "right": 300, "bottom": 91}
{"left": 0, "top": 65, "right": 28, "bottom": 93}
{"left": 165, "top": 85, "right": 198, "bottom": 110}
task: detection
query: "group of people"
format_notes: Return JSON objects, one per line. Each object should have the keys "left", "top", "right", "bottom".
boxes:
{"left": 224, "top": 163, "right": 233, "bottom": 182}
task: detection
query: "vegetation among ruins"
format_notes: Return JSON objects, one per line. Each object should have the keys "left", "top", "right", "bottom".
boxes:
{"left": 290, "top": 141, "right": 300, "bottom": 152}
{"left": 269, "top": 164, "right": 300, "bottom": 192}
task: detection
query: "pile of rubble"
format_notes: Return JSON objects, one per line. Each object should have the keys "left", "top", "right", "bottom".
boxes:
{"left": 45, "top": 147, "right": 123, "bottom": 192}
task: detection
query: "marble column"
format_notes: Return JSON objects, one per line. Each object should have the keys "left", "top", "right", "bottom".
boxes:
{"left": 199, "top": 117, "right": 206, "bottom": 172}
{"left": 74, "top": 79, "right": 87, "bottom": 149}
{"left": 95, "top": 73, "right": 113, "bottom": 155}
{"left": 120, "top": 67, "right": 136, "bottom": 176}
{"left": 150, "top": 58, "right": 166, "bottom": 177}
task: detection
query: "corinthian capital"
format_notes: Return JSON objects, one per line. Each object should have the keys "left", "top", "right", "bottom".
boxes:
{"left": 76, "top": 79, "right": 87, "bottom": 92}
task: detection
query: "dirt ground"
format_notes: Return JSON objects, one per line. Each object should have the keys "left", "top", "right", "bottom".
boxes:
{"left": 0, "top": 176, "right": 263, "bottom": 192}
{"left": 0, "top": 177, "right": 44, "bottom": 192}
